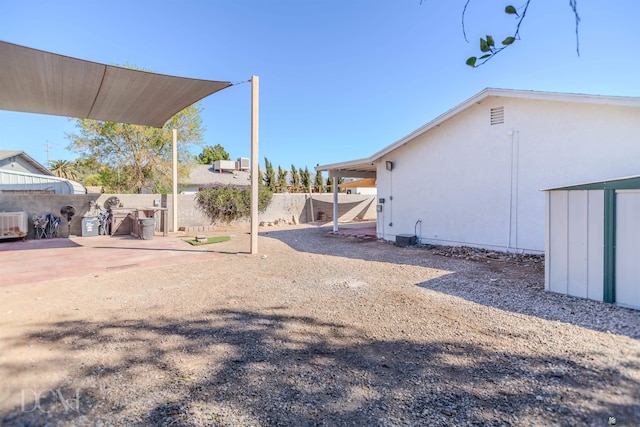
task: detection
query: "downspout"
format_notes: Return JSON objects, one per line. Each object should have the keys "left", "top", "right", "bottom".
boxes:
{"left": 507, "top": 129, "right": 519, "bottom": 251}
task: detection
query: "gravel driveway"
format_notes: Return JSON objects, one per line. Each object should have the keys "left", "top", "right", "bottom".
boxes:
{"left": 1, "top": 224, "right": 639, "bottom": 426}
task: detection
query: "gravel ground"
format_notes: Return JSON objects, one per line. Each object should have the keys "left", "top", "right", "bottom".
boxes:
{"left": 1, "top": 224, "right": 639, "bottom": 426}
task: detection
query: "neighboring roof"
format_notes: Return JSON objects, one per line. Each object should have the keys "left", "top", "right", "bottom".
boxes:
{"left": 0, "top": 40, "right": 232, "bottom": 127}
{"left": 543, "top": 175, "right": 640, "bottom": 191}
{"left": 0, "top": 150, "right": 53, "bottom": 175}
{"left": 183, "top": 165, "right": 251, "bottom": 187}
{"left": 316, "top": 88, "right": 640, "bottom": 177}
{"left": 338, "top": 178, "right": 376, "bottom": 188}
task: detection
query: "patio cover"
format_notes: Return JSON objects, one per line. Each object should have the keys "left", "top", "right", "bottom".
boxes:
{"left": 0, "top": 40, "right": 232, "bottom": 127}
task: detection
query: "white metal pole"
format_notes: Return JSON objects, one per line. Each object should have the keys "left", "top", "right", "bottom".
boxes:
{"left": 172, "top": 128, "right": 178, "bottom": 233}
{"left": 332, "top": 173, "right": 339, "bottom": 232}
{"left": 250, "top": 76, "right": 259, "bottom": 254}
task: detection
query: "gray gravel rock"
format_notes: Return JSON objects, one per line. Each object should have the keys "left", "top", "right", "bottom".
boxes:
{"left": 1, "top": 224, "right": 638, "bottom": 426}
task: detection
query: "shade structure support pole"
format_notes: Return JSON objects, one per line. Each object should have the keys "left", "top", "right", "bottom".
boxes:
{"left": 332, "top": 173, "right": 339, "bottom": 232}
{"left": 250, "top": 75, "right": 259, "bottom": 254}
{"left": 172, "top": 128, "right": 178, "bottom": 233}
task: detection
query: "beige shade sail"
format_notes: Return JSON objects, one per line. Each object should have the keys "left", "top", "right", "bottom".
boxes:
{"left": 0, "top": 40, "right": 232, "bottom": 127}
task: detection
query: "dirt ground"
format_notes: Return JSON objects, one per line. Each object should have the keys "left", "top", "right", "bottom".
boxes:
{"left": 1, "top": 224, "right": 639, "bottom": 426}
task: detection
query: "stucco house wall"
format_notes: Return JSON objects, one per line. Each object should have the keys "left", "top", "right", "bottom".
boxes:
{"left": 375, "top": 95, "right": 640, "bottom": 253}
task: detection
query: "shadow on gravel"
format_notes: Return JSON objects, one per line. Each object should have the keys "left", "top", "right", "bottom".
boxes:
{"left": 2, "top": 309, "right": 638, "bottom": 426}
{"left": 260, "top": 226, "right": 427, "bottom": 265}
{"left": 262, "top": 227, "right": 640, "bottom": 340}
{"left": 417, "top": 274, "right": 640, "bottom": 341}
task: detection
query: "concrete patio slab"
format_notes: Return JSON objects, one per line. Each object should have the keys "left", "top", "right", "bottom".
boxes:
{"left": 0, "top": 234, "right": 224, "bottom": 287}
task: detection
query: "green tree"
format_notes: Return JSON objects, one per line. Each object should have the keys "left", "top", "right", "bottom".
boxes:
{"left": 82, "top": 174, "right": 103, "bottom": 187}
{"left": 48, "top": 159, "right": 79, "bottom": 180}
{"left": 313, "top": 170, "right": 324, "bottom": 193}
{"left": 197, "top": 144, "right": 230, "bottom": 164}
{"left": 73, "top": 156, "right": 112, "bottom": 189}
{"left": 326, "top": 176, "right": 334, "bottom": 193}
{"left": 290, "top": 165, "right": 300, "bottom": 193}
{"left": 263, "top": 157, "right": 276, "bottom": 192}
{"left": 276, "top": 165, "right": 287, "bottom": 193}
{"left": 68, "top": 103, "right": 205, "bottom": 194}
{"left": 301, "top": 166, "right": 311, "bottom": 192}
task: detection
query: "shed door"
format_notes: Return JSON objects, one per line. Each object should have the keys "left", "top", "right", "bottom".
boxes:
{"left": 615, "top": 190, "right": 640, "bottom": 309}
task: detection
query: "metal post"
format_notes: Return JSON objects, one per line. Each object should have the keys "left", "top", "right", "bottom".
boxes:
{"left": 332, "top": 172, "right": 339, "bottom": 232}
{"left": 250, "top": 76, "right": 259, "bottom": 254}
{"left": 172, "top": 128, "right": 178, "bottom": 233}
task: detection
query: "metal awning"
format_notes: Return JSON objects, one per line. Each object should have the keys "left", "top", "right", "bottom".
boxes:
{"left": 0, "top": 40, "right": 232, "bottom": 128}
{"left": 315, "top": 158, "right": 377, "bottom": 179}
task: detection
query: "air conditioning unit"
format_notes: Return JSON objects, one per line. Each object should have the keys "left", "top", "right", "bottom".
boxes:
{"left": 0, "top": 211, "right": 28, "bottom": 240}
{"left": 213, "top": 160, "right": 237, "bottom": 172}
{"left": 395, "top": 234, "right": 417, "bottom": 247}
{"left": 237, "top": 157, "right": 250, "bottom": 171}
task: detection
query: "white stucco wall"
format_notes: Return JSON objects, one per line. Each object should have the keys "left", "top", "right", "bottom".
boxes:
{"left": 375, "top": 97, "right": 640, "bottom": 253}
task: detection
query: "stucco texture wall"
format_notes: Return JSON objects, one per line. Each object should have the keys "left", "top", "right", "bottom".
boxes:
{"left": 375, "top": 97, "right": 640, "bottom": 253}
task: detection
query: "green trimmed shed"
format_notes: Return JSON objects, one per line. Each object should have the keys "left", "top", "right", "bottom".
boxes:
{"left": 544, "top": 176, "right": 640, "bottom": 309}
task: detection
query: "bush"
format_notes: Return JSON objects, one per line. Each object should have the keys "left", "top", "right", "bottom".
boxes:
{"left": 195, "top": 183, "right": 272, "bottom": 224}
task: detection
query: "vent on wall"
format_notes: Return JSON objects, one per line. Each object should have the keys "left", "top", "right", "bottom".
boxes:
{"left": 490, "top": 106, "right": 504, "bottom": 125}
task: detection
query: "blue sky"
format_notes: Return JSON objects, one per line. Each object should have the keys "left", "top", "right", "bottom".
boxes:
{"left": 0, "top": 0, "right": 638, "bottom": 171}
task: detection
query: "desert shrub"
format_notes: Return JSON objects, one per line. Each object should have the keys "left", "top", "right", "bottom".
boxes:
{"left": 195, "top": 183, "right": 272, "bottom": 224}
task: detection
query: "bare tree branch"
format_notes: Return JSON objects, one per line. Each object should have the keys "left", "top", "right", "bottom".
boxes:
{"left": 462, "top": 0, "right": 472, "bottom": 43}
{"left": 569, "top": 0, "right": 581, "bottom": 56}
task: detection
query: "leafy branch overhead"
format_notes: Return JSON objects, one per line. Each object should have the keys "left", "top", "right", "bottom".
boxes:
{"left": 463, "top": 0, "right": 580, "bottom": 67}
{"left": 465, "top": 2, "right": 530, "bottom": 68}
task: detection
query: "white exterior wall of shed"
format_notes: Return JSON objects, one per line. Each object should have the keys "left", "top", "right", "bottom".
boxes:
{"left": 545, "top": 190, "right": 604, "bottom": 301}
{"left": 614, "top": 190, "right": 640, "bottom": 309}
{"left": 374, "top": 96, "right": 640, "bottom": 253}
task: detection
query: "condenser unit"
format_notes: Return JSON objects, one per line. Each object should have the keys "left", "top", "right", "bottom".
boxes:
{"left": 0, "top": 211, "right": 28, "bottom": 240}
{"left": 213, "top": 160, "right": 237, "bottom": 172}
{"left": 236, "top": 157, "right": 250, "bottom": 171}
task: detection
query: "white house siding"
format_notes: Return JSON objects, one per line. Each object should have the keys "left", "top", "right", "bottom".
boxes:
{"left": 545, "top": 190, "right": 604, "bottom": 301}
{"left": 376, "top": 96, "right": 640, "bottom": 253}
{"left": 0, "top": 158, "right": 33, "bottom": 174}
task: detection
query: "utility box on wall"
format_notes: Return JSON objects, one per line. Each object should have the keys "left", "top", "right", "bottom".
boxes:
{"left": 81, "top": 216, "right": 99, "bottom": 237}
{"left": 395, "top": 234, "right": 417, "bottom": 247}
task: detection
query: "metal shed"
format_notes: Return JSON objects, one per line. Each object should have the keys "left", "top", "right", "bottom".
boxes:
{"left": 0, "top": 169, "right": 86, "bottom": 194}
{"left": 544, "top": 176, "right": 640, "bottom": 309}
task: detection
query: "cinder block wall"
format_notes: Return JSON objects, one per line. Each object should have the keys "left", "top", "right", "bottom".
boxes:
{"left": 0, "top": 194, "right": 99, "bottom": 239}
{"left": 0, "top": 193, "right": 376, "bottom": 238}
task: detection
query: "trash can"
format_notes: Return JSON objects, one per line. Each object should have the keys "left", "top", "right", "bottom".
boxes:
{"left": 139, "top": 218, "right": 155, "bottom": 240}
{"left": 81, "top": 216, "right": 99, "bottom": 237}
